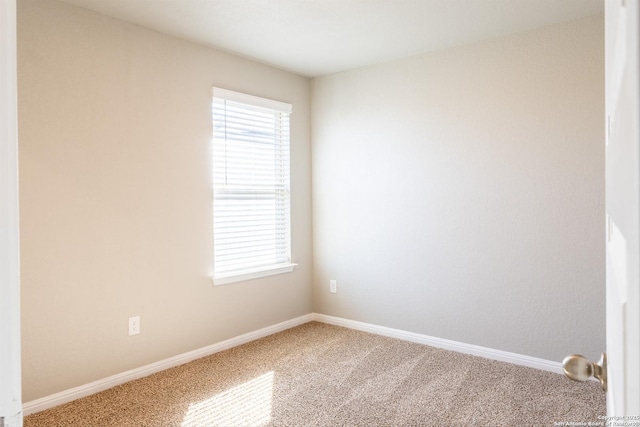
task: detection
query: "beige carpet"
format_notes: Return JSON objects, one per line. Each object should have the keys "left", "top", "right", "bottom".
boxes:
{"left": 25, "top": 322, "right": 604, "bottom": 426}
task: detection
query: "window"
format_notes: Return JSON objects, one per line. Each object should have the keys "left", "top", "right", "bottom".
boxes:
{"left": 211, "top": 88, "right": 296, "bottom": 285}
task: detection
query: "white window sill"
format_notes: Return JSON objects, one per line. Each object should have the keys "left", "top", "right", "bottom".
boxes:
{"left": 212, "top": 263, "right": 298, "bottom": 286}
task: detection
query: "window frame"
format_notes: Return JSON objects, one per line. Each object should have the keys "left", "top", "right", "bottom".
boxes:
{"left": 211, "top": 87, "right": 296, "bottom": 286}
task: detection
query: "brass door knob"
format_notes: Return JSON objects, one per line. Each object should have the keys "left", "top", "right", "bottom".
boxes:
{"left": 562, "top": 352, "right": 607, "bottom": 392}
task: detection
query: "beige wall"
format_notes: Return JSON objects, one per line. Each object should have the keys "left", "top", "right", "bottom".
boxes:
{"left": 18, "top": 0, "right": 312, "bottom": 402}
{"left": 311, "top": 15, "right": 605, "bottom": 362}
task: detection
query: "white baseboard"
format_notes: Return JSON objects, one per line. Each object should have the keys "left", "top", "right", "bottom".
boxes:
{"left": 22, "top": 313, "right": 314, "bottom": 416}
{"left": 23, "top": 311, "right": 564, "bottom": 416}
{"left": 311, "top": 313, "right": 563, "bottom": 375}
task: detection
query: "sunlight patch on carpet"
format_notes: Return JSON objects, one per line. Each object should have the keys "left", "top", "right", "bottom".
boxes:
{"left": 181, "top": 371, "right": 274, "bottom": 427}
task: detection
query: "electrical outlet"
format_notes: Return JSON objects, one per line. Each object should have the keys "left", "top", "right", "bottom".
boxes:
{"left": 330, "top": 280, "right": 337, "bottom": 294}
{"left": 128, "top": 316, "right": 140, "bottom": 336}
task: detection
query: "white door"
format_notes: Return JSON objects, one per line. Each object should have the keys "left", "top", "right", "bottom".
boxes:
{"left": 605, "top": 0, "right": 640, "bottom": 415}
{"left": 0, "top": 0, "right": 22, "bottom": 426}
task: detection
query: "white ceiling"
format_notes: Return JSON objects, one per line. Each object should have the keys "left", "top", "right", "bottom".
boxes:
{"left": 58, "top": 0, "right": 603, "bottom": 77}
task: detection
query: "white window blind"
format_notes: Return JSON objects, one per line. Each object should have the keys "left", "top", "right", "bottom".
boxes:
{"left": 212, "top": 88, "right": 295, "bottom": 285}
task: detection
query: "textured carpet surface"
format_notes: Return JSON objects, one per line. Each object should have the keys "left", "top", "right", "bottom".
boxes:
{"left": 25, "top": 322, "right": 605, "bottom": 426}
